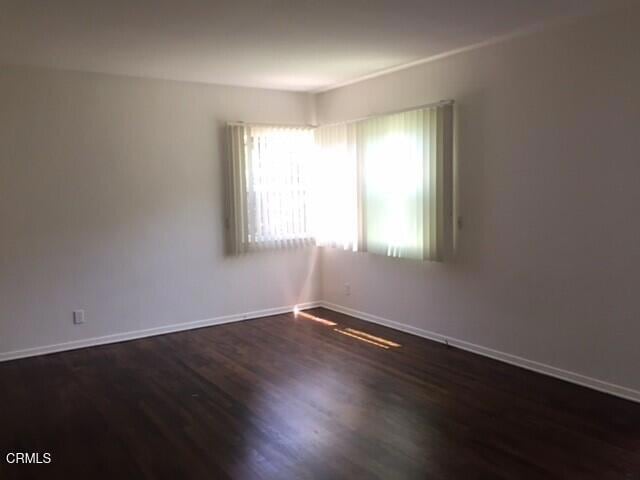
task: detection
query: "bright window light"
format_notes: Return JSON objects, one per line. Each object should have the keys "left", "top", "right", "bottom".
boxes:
{"left": 334, "top": 328, "right": 390, "bottom": 349}
{"left": 343, "top": 328, "right": 401, "bottom": 348}
{"left": 296, "top": 310, "right": 337, "bottom": 326}
{"left": 227, "top": 103, "right": 453, "bottom": 261}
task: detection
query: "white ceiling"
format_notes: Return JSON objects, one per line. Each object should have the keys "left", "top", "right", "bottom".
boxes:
{"left": 0, "top": 0, "right": 620, "bottom": 92}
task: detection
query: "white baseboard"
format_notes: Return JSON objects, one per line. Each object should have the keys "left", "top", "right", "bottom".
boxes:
{"left": 0, "top": 301, "right": 321, "bottom": 363}
{"left": 3, "top": 299, "right": 639, "bottom": 404}
{"left": 320, "top": 301, "right": 640, "bottom": 404}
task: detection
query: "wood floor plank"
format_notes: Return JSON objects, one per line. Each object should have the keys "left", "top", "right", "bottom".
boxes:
{"left": 1, "top": 307, "right": 639, "bottom": 479}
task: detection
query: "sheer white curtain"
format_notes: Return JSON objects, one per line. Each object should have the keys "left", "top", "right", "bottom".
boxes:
{"left": 227, "top": 124, "right": 315, "bottom": 253}
{"left": 314, "top": 103, "right": 453, "bottom": 261}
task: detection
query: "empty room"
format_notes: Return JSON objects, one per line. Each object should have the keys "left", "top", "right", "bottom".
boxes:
{"left": 1, "top": 0, "right": 640, "bottom": 478}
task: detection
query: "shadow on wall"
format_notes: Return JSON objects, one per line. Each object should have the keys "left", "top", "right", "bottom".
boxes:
{"left": 452, "top": 88, "right": 490, "bottom": 270}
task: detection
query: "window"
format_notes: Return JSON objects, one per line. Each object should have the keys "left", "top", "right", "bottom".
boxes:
{"left": 227, "top": 102, "right": 454, "bottom": 261}
{"left": 226, "top": 124, "right": 315, "bottom": 253}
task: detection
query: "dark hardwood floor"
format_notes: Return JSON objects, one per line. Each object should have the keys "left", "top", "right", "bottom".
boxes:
{"left": 1, "top": 307, "right": 640, "bottom": 479}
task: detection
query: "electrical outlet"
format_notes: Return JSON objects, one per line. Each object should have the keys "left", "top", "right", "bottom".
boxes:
{"left": 344, "top": 283, "right": 351, "bottom": 296}
{"left": 73, "top": 310, "right": 85, "bottom": 325}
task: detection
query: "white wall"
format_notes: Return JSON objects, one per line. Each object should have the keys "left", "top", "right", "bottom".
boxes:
{"left": 316, "top": 5, "right": 640, "bottom": 394}
{"left": 0, "top": 66, "right": 319, "bottom": 355}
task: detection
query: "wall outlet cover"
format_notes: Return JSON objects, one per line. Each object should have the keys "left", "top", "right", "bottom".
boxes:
{"left": 73, "top": 310, "right": 85, "bottom": 325}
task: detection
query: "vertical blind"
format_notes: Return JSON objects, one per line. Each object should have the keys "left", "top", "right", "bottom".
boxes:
{"left": 227, "top": 102, "right": 454, "bottom": 261}
{"left": 226, "top": 124, "right": 315, "bottom": 253}
{"left": 313, "top": 123, "right": 359, "bottom": 251}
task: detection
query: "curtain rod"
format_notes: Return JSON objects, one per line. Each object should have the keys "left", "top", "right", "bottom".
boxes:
{"left": 318, "top": 99, "right": 454, "bottom": 128}
{"left": 226, "top": 121, "right": 316, "bottom": 128}
{"left": 228, "top": 99, "right": 454, "bottom": 129}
